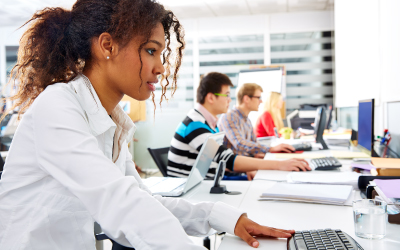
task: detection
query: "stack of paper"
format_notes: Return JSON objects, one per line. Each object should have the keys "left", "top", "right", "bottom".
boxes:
{"left": 260, "top": 182, "right": 353, "bottom": 205}
{"left": 287, "top": 172, "right": 360, "bottom": 189}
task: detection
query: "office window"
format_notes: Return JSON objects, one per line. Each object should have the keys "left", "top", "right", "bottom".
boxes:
{"left": 270, "top": 31, "right": 333, "bottom": 113}
{"left": 6, "top": 46, "right": 18, "bottom": 78}
{"left": 150, "top": 39, "right": 194, "bottom": 114}
{"left": 199, "top": 34, "right": 264, "bottom": 104}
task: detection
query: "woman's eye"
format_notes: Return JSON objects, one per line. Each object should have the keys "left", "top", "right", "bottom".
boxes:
{"left": 146, "top": 49, "right": 155, "bottom": 55}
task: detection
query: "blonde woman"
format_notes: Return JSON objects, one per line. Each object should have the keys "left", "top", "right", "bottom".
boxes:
{"left": 254, "top": 92, "right": 284, "bottom": 137}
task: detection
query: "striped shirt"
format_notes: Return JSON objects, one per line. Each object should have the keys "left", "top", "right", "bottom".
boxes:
{"left": 218, "top": 107, "right": 270, "bottom": 157}
{"left": 167, "top": 109, "right": 236, "bottom": 178}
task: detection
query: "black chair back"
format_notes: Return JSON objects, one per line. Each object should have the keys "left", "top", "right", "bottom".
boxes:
{"left": 96, "top": 234, "right": 134, "bottom": 250}
{"left": 0, "top": 156, "right": 4, "bottom": 172}
{"left": 147, "top": 147, "right": 170, "bottom": 177}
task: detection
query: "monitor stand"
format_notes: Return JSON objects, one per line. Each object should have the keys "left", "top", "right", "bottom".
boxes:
{"left": 317, "top": 138, "right": 329, "bottom": 150}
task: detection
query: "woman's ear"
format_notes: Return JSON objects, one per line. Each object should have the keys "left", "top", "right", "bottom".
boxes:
{"left": 97, "top": 32, "right": 119, "bottom": 60}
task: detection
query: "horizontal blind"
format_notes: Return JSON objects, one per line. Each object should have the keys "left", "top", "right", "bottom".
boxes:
{"left": 198, "top": 34, "right": 264, "bottom": 105}
{"left": 270, "top": 31, "right": 333, "bottom": 112}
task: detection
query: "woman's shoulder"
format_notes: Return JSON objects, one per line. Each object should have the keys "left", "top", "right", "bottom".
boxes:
{"left": 261, "top": 111, "right": 272, "bottom": 118}
{"left": 30, "top": 83, "right": 81, "bottom": 112}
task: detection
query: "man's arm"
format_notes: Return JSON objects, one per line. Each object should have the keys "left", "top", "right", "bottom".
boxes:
{"left": 220, "top": 112, "right": 269, "bottom": 155}
{"left": 233, "top": 155, "right": 311, "bottom": 172}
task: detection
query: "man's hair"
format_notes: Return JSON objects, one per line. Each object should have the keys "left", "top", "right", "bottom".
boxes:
{"left": 236, "top": 83, "right": 263, "bottom": 105}
{"left": 196, "top": 72, "right": 233, "bottom": 104}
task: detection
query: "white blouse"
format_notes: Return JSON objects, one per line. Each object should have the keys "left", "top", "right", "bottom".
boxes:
{"left": 0, "top": 75, "right": 243, "bottom": 250}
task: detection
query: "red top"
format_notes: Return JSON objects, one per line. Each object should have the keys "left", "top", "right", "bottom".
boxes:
{"left": 254, "top": 111, "right": 276, "bottom": 137}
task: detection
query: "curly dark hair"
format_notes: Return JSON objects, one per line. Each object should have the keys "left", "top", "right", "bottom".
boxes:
{"left": 4, "top": 0, "right": 184, "bottom": 120}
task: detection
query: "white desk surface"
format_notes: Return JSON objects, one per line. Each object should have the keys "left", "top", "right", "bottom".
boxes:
{"left": 182, "top": 148, "right": 400, "bottom": 250}
{"left": 182, "top": 180, "right": 251, "bottom": 208}
{"left": 219, "top": 179, "right": 400, "bottom": 250}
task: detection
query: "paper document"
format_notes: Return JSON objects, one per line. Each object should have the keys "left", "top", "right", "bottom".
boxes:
{"left": 331, "top": 151, "right": 370, "bottom": 159}
{"left": 351, "top": 163, "right": 375, "bottom": 171}
{"left": 260, "top": 182, "right": 353, "bottom": 205}
{"left": 374, "top": 179, "right": 400, "bottom": 199}
{"left": 275, "top": 153, "right": 325, "bottom": 159}
{"left": 253, "top": 170, "right": 289, "bottom": 182}
{"left": 287, "top": 172, "right": 360, "bottom": 188}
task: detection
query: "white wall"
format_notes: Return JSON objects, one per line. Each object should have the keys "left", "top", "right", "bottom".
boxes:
{"left": 335, "top": 0, "right": 400, "bottom": 139}
{"left": 335, "top": 0, "right": 400, "bottom": 107}
{"left": 379, "top": 0, "right": 400, "bottom": 103}
{"left": 335, "top": 0, "right": 380, "bottom": 107}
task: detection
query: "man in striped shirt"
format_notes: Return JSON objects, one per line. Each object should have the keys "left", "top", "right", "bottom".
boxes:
{"left": 218, "top": 83, "right": 295, "bottom": 158}
{"left": 167, "top": 72, "right": 310, "bottom": 179}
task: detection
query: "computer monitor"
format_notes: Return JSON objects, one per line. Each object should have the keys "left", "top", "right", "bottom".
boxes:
{"left": 326, "top": 105, "right": 333, "bottom": 129}
{"left": 314, "top": 106, "right": 328, "bottom": 149}
{"left": 182, "top": 133, "right": 223, "bottom": 194}
{"left": 358, "top": 99, "right": 377, "bottom": 156}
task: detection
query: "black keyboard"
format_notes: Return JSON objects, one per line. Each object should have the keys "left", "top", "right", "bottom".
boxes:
{"left": 292, "top": 143, "right": 312, "bottom": 151}
{"left": 288, "top": 229, "right": 364, "bottom": 250}
{"left": 310, "top": 157, "right": 342, "bottom": 170}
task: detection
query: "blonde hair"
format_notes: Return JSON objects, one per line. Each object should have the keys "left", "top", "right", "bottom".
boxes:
{"left": 236, "top": 83, "right": 263, "bottom": 105}
{"left": 263, "top": 92, "right": 284, "bottom": 130}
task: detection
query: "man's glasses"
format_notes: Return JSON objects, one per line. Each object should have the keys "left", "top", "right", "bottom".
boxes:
{"left": 214, "top": 93, "right": 230, "bottom": 98}
{"left": 249, "top": 95, "right": 262, "bottom": 100}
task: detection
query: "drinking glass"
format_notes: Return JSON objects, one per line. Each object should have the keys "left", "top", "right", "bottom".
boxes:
{"left": 353, "top": 199, "right": 387, "bottom": 239}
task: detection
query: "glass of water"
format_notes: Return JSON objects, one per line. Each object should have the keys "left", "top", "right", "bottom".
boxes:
{"left": 353, "top": 199, "right": 387, "bottom": 239}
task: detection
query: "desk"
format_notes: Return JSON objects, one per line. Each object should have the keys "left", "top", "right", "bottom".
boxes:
{"left": 219, "top": 179, "right": 400, "bottom": 250}
{"left": 183, "top": 150, "right": 400, "bottom": 250}
{"left": 182, "top": 180, "right": 250, "bottom": 207}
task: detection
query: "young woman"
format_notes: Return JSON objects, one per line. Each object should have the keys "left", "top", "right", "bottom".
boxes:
{"left": 255, "top": 91, "right": 284, "bottom": 137}
{"left": 0, "top": 1, "right": 294, "bottom": 249}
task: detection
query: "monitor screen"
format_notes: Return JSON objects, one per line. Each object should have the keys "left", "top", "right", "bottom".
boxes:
{"left": 358, "top": 99, "right": 374, "bottom": 152}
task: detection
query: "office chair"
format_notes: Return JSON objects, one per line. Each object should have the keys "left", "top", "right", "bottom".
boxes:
{"left": 147, "top": 147, "right": 170, "bottom": 177}
{"left": 0, "top": 156, "right": 4, "bottom": 172}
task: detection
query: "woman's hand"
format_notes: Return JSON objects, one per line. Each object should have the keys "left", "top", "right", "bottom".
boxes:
{"left": 278, "top": 158, "right": 311, "bottom": 171}
{"left": 234, "top": 214, "right": 295, "bottom": 248}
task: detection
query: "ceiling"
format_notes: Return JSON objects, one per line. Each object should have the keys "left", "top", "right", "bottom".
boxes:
{"left": 0, "top": 0, "right": 334, "bottom": 27}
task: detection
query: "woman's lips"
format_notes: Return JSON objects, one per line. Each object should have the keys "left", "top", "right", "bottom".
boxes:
{"left": 147, "top": 82, "right": 156, "bottom": 91}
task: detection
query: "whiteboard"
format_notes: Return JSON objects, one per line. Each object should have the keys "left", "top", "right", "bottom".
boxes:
{"left": 237, "top": 68, "right": 284, "bottom": 126}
